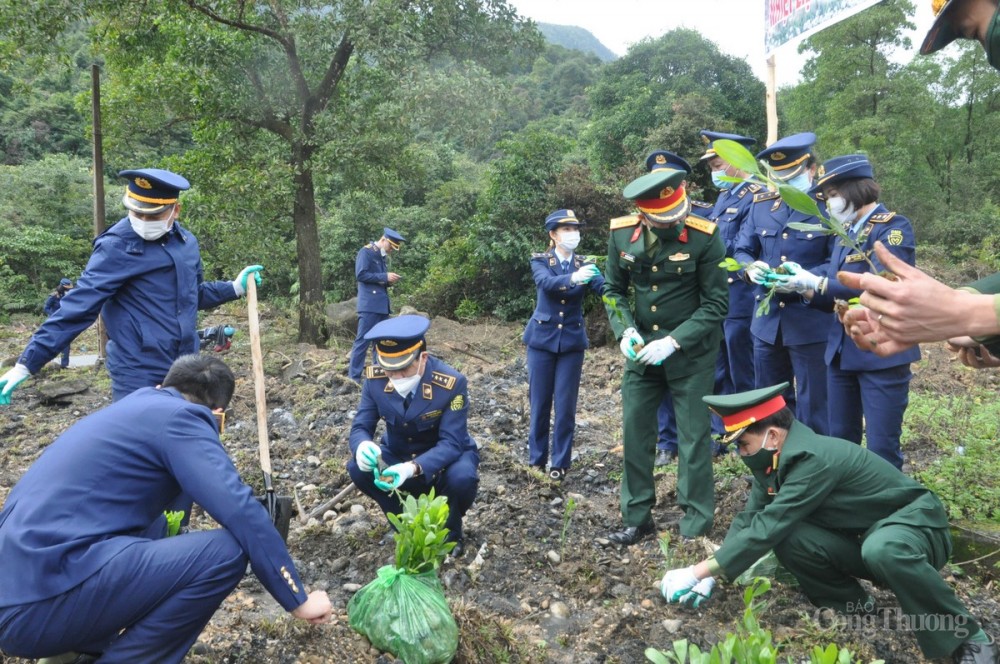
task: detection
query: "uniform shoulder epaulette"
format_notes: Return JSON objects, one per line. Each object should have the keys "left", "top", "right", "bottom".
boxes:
{"left": 531, "top": 252, "right": 550, "bottom": 260}
{"left": 738, "top": 183, "right": 763, "bottom": 199}
{"left": 753, "top": 191, "right": 780, "bottom": 203}
{"left": 430, "top": 371, "right": 457, "bottom": 390}
{"left": 610, "top": 214, "right": 640, "bottom": 230}
{"left": 685, "top": 215, "right": 717, "bottom": 235}
{"left": 868, "top": 212, "right": 896, "bottom": 223}
{"left": 364, "top": 365, "right": 386, "bottom": 380}
{"left": 691, "top": 200, "right": 713, "bottom": 210}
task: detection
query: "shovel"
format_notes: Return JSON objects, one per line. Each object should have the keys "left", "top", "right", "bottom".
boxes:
{"left": 246, "top": 277, "right": 294, "bottom": 540}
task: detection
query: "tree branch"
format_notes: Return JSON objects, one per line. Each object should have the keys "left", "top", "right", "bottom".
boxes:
{"left": 306, "top": 35, "right": 355, "bottom": 122}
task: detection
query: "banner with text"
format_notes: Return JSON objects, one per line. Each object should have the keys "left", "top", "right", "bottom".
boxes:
{"left": 766, "top": 0, "right": 885, "bottom": 54}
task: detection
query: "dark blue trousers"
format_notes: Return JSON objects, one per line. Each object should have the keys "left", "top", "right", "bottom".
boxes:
{"left": 347, "top": 448, "right": 480, "bottom": 538}
{"left": 721, "top": 316, "right": 755, "bottom": 394}
{"left": 0, "top": 530, "right": 247, "bottom": 663}
{"left": 753, "top": 333, "right": 829, "bottom": 435}
{"left": 827, "top": 358, "right": 911, "bottom": 470}
{"left": 526, "top": 346, "right": 584, "bottom": 470}
{"left": 349, "top": 312, "right": 388, "bottom": 381}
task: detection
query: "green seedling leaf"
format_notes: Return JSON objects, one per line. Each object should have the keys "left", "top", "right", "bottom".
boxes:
{"left": 713, "top": 139, "right": 762, "bottom": 176}
{"left": 776, "top": 183, "right": 823, "bottom": 218}
{"left": 718, "top": 175, "right": 745, "bottom": 183}
{"left": 719, "top": 257, "right": 743, "bottom": 272}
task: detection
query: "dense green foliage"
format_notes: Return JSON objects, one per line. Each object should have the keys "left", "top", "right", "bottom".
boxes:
{"left": 0, "top": 0, "right": 997, "bottom": 326}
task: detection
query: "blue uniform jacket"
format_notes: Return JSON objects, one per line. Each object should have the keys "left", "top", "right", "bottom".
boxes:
{"left": 349, "top": 356, "right": 474, "bottom": 478}
{"left": 356, "top": 243, "right": 391, "bottom": 314}
{"left": 522, "top": 250, "right": 605, "bottom": 353}
{"left": 810, "top": 204, "right": 921, "bottom": 370}
{"left": 18, "top": 219, "right": 236, "bottom": 384}
{"left": 42, "top": 293, "right": 62, "bottom": 317}
{"left": 0, "top": 387, "right": 308, "bottom": 611}
{"left": 734, "top": 192, "right": 836, "bottom": 345}
{"left": 710, "top": 183, "right": 762, "bottom": 319}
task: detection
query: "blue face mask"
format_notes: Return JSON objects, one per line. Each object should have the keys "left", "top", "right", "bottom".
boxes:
{"left": 784, "top": 173, "right": 812, "bottom": 193}
{"left": 711, "top": 170, "right": 735, "bottom": 191}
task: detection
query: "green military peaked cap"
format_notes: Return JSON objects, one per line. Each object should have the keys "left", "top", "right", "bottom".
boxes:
{"left": 623, "top": 168, "right": 689, "bottom": 224}
{"left": 703, "top": 382, "right": 790, "bottom": 443}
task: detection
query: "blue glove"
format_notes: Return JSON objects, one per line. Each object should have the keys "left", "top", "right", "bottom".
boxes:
{"left": 355, "top": 440, "right": 381, "bottom": 472}
{"left": 636, "top": 337, "right": 678, "bottom": 366}
{"left": 619, "top": 328, "right": 644, "bottom": 361}
{"left": 767, "top": 261, "right": 823, "bottom": 294}
{"left": 0, "top": 363, "right": 31, "bottom": 406}
{"left": 374, "top": 462, "right": 416, "bottom": 492}
{"left": 571, "top": 264, "right": 602, "bottom": 285}
{"left": 232, "top": 265, "right": 264, "bottom": 296}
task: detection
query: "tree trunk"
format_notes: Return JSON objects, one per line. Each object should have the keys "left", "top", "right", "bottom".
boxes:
{"left": 292, "top": 153, "right": 327, "bottom": 345}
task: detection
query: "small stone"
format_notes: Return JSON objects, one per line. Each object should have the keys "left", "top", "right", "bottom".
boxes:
{"left": 323, "top": 510, "right": 337, "bottom": 521}
{"left": 520, "top": 601, "right": 533, "bottom": 614}
{"left": 662, "top": 618, "right": 683, "bottom": 633}
{"left": 496, "top": 485, "right": 506, "bottom": 495}
{"left": 300, "top": 484, "right": 317, "bottom": 492}
{"left": 549, "top": 601, "right": 570, "bottom": 619}
{"left": 546, "top": 550, "right": 561, "bottom": 564}
{"left": 306, "top": 517, "right": 319, "bottom": 527}
{"left": 307, "top": 455, "right": 321, "bottom": 466}
{"left": 595, "top": 538, "right": 611, "bottom": 546}
{"left": 342, "top": 583, "right": 362, "bottom": 592}
{"left": 641, "top": 599, "right": 655, "bottom": 609}
{"left": 541, "top": 598, "right": 550, "bottom": 610}
{"left": 350, "top": 504, "right": 366, "bottom": 516}
{"left": 550, "top": 496, "right": 563, "bottom": 506}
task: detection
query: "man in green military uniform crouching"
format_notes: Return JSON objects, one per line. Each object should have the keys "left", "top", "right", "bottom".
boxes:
{"left": 603, "top": 167, "right": 728, "bottom": 544}
{"left": 659, "top": 383, "right": 998, "bottom": 664}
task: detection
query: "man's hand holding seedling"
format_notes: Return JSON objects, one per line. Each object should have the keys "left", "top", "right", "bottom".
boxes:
{"left": 375, "top": 462, "right": 416, "bottom": 491}
{"left": 619, "top": 327, "right": 644, "bottom": 361}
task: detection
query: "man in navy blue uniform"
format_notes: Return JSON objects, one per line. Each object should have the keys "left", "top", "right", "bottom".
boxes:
{"left": 0, "top": 168, "right": 263, "bottom": 403}
{"left": 734, "top": 133, "right": 834, "bottom": 434}
{"left": 699, "top": 130, "right": 760, "bottom": 408}
{"left": 348, "top": 227, "right": 406, "bottom": 383}
{"left": 42, "top": 277, "right": 75, "bottom": 369}
{"left": 0, "top": 355, "right": 332, "bottom": 663}
{"left": 347, "top": 315, "right": 479, "bottom": 557}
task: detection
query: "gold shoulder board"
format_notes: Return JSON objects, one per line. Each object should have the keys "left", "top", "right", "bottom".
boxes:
{"left": 364, "top": 365, "right": 386, "bottom": 379}
{"left": 431, "top": 371, "right": 457, "bottom": 390}
{"left": 868, "top": 212, "right": 896, "bottom": 223}
{"left": 685, "top": 215, "right": 717, "bottom": 235}
{"left": 610, "top": 215, "right": 640, "bottom": 230}
{"left": 753, "top": 191, "right": 780, "bottom": 203}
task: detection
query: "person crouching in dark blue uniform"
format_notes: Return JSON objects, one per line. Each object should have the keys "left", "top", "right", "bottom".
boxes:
{"left": 1, "top": 168, "right": 263, "bottom": 404}
{"left": 0, "top": 355, "right": 332, "bottom": 663}
{"left": 767, "top": 155, "right": 919, "bottom": 470}
{"left": 347, "top": 315, "right": 479, "bottom": 558}
{"left": 42, "top": 277, "right": 75, "bottom": 368}
{"left": 523, "top": 209, "right": 604, "bottom": 481}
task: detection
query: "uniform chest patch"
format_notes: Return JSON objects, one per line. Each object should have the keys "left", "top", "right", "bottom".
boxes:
{"left": 420, "top": 409, "right": 443, "bottom": 420}
{"left": 887, "top": 229, "right": 903, "bottom": 246}
{"left": 620, "top": 251, "right": 636, "bottom": 263}
{"left": 845, "top": 253, "right": 867, "bottom": 264}
{"left": 668, "top": 252, "right": 690, "bottom": 262}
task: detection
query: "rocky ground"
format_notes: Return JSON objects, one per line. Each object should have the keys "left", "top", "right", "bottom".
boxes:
{"left": 1, "top": 302, "right": 997, "bottom": 664}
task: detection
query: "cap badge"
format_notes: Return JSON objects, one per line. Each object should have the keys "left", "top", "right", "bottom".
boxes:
{"left": 931, "top": 0, "right": 946, "bottom": 16}
{"left": 660, "top": 186, "right": 675, "bottom": 198}
{"left": 771, "top": 152, "right": 786, "bottom": 161}
{"left": 382, "top": 339, "right": 397, "bottom": 347}
{"left": 135, "top": 177, "right": 153, "bottom": 190}
{"left": 817, "top": 165, "right": 826, "bottom": 177}
{"left": 655, "top": 154, "right": 667, "bottom": 164}
{"left": 701, "top": 135, "right": 710, "bottom": 145}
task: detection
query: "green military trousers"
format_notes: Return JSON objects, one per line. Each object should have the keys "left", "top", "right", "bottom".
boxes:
{"left": 775, "top": 521, "right": 981, "bottom": 659}
{"left": 620, "top": 362, "right": 715, "bottom": 537}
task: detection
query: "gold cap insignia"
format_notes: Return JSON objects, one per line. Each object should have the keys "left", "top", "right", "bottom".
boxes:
{"left": 135, "top": 177, "right": 153, "bottom": 190}
{"left": 381, "top": 339, "right": 397, "bottom": 347}
{"left": 655, "top": 154, "right": 667, "bottom": 164}
{"left": 817, "top": 165, "right": 826, "bottom": 177}
{"left": 566, "top": 210, "right": 577, "bottom": 218}
{"left": 660, "top": 186, "right": 675, "bottom": 198}
{"left": 931, "top": 0, "right": 947, "bottom": 16}
{"left": 701, "top": 135, "right": 710, "bottom": 145}
{"left": 771, "top": 152, "right": 786, "bottom": 161}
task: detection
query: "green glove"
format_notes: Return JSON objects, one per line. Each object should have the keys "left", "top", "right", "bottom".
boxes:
{"left": 233, "top": 265, "right": 264, "bottom": 296}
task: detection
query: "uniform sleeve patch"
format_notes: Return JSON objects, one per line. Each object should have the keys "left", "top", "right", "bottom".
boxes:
{"left": 887, "top": 229, "right": 903, "bottom": 246}
{"left": 684, "top": 215, "right": 717, "bottom": 235}
{"left": 869, "top": 212, "right": 896, "bottom": 223}
{"left": 450, "top": 394, "right": 465, "bottom": 411}
{"left": 364, "top": 365, "right": 386, "bottom": 379}
{"left": 431, "top": 371, "right": 457, "bottom": 390}
{"left": 610, "top": 215, "right": 640, "bottom": 230}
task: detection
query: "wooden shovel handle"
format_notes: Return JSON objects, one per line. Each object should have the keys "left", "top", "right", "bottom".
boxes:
{"left": 246, "top": 278, "right": 272, "bottom": 476}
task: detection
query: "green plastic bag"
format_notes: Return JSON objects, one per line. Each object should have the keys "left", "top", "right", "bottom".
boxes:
{"left": 735, "top": 550, "right": 799, "bottom": 586}
{"left": 348, "top": 565, "right": 458, "bottom": 664}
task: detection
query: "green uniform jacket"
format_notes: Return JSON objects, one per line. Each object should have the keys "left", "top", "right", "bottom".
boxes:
{"left": 713, "top": 421, "right": 949, "bottom": 581}
{"left": 603, "top": 214, "right": 728, "bottom": 378}
{"left": 964, "top": 272, "right": 1000, "bottom": 356}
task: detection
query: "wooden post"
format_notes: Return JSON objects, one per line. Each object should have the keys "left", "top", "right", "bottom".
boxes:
{"left": 91, "top": 64, "right": 107, "bottom": 363}
{"left": 766, "top": 55, "right": 778, "bottom": 146}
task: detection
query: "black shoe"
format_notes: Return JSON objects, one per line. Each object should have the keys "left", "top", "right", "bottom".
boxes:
{"left": 607, "top": 520, "right": 656, "bottom": 545}
{"left": 953, "top": 637, "right": 1000, "bottom": 664}
{"left": 655, "top": 450, "right": 676, "bottom": 467}
{"left": 449, "top": 537, "right": 466, "bottom": 558}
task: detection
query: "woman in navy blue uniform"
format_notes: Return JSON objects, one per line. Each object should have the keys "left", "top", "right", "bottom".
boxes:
{"left": 734, "top": 133, "right": 835, "bottom": 434}
{"left": 522, "top": 209, "right": 604, "bottom": 480}
{"left": 768, "top": 155, "right": 919, "bottom": 469}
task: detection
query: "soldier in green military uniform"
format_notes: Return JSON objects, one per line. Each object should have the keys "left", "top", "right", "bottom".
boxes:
{"left": 603, "top": 167, "right": 728, "bottom": 544}
{"left": 659, "top": 383, "right": 998, "bottom": 664}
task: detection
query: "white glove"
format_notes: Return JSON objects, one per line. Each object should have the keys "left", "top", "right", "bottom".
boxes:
{"left": 675, "top": 576, "right": 715, "bottom": 608}
{"left": 355, "top": 440, "right": 381, "bottom": 472}
{"left": 0, "top": 363, "right": 31, "bottom": 406}
{"left": 769, "top": 261, "right": 822, "bottom": 294}
{"left": 660, "top": 566, "right": 700, "bottom": 603}
{"left": 374, "top": 462, "right": 416, "bottom": 492}
{"left": 744, "top": 260, "right": 771, "bottom": 285}
{"left": 571, "top": 264, "right": 601, "bottom": 285}
{"left": 636, "top": 337, "right": 678, "bottom": 365}
{"left": 231, "top": 264, "right": 264, "bottom": 296}
{"left": 619, "top": 328, "right": 644, "bottom": 361}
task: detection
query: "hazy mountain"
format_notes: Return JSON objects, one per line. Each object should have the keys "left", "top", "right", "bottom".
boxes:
{"left": 537, "top": 23, "right": 618, "bottom": 61}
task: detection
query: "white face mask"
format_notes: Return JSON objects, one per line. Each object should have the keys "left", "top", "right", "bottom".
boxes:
{"left": 390, "top": 373, "right": 421, "bottom": 397}
{"left": 557, "top": 230, "right": 580, "bottom": 251}
{"left": 128, "top": 211, "right": 173, "bottom": 241}
{"left": 826, "top": 196, "right": 856, "bottom": 225}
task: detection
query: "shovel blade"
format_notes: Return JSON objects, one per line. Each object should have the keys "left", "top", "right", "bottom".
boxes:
{"left": 256, "top": 495, "right": 295, "bottom": 541}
